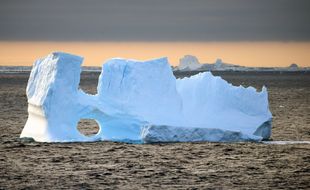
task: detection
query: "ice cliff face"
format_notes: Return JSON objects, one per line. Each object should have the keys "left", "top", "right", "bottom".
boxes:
{"left": 21, "top": 52, "right": 272, "bottom": 143}
{"left": 97, "top": 58, "right": 182, "bottom": 125}
{"left": 22, "top": 53, "right": 97, "bottom": 142}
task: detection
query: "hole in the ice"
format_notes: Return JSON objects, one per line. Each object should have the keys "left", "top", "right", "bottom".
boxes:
{"left": 78, "top": 71, "right": 100, "bottom": 95}
{"left": 77, "top": 119, "right": 100, "bottom": 137}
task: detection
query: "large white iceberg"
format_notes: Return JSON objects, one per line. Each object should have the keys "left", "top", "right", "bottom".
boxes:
{"left": 21, "top": 52, "right": 272, "bottom": 143}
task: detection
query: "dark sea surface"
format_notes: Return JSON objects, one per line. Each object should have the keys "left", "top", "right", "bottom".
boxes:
{"left": 0, "top": 71, "right": 309, "bottom": 189}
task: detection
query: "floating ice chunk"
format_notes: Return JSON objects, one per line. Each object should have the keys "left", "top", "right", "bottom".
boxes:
{"left": 21, "top": 52, "right": 272, "bottom": 143}
{"left": 262, "top": 141, "right": 310, "bottom": 145}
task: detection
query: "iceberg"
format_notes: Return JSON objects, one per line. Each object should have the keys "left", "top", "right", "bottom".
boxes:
{"left": 178, "top": 55, "right": 202, "bottom": 71}
{"left": 21, "top": 52, "right": 272, "bottom": 143}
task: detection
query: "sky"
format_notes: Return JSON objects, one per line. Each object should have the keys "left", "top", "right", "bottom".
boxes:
{"left": 0, "top": 0, "right": 310, "bottom": 66}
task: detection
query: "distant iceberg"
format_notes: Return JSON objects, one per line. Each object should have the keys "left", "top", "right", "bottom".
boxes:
{"left": 178, "top": 55, "right": 202, "bottom": 71}
{"left": 21, "top": 52, "right": 272, "bottom": 143}
{"left": 174, "top": 55, "right": 310, "bottom": 72}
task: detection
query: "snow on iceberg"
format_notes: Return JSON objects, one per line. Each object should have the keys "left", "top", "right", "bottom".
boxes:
{"left": 21, "top": 52, "right": 272, "bottom": 143}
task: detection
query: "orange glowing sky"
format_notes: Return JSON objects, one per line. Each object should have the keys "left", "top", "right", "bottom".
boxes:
{"left": 0, "top": 41, "right": 309, "bottom": 67}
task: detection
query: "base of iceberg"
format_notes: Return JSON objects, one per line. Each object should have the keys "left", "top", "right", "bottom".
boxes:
{"left": 21, "top": 52, "right": 272, "bottom": 143}
{"left": 142, "top": 125, "right": 263, "bottom": 143}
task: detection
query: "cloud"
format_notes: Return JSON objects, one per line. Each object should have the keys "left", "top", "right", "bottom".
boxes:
{"left": 1, "top": 0, "right": 310, "bottom": 41}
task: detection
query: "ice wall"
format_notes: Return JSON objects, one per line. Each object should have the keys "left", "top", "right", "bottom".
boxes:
{"left": 21, "top": 52, "right": 272, "bottom": 143}
{"left": 21, "top": 52, "right": 97, "bottom": 142}
{"left": 97, "top": 58, "right": 182, "bottom": 125}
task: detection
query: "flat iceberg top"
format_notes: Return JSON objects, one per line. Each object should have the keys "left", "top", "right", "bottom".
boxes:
{"left": 21, "top": 52, "right": 272, "bottom": 143}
